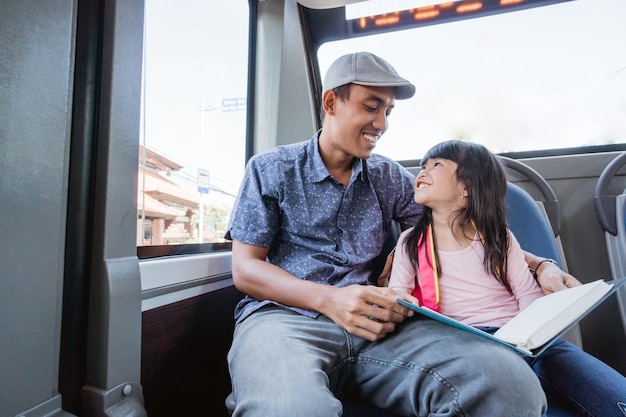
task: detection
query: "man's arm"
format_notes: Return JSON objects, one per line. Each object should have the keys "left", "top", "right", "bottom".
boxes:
{"left": 523, "top": 251, "right": 582, "bottom": 294}
{"left": 232, "top": 240, "right": 415, "bottom": 341}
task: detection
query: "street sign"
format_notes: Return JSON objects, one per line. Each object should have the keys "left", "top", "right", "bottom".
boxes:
{"left": 197, "top": 168, "right": 210, "bottom": 194}
{"left": 221, "top": 97, "right": 247, "bottom": 112}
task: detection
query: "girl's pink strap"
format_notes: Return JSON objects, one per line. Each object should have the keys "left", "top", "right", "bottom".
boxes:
{"left": 412, "top": 224, "right": 440, "bottom": 312}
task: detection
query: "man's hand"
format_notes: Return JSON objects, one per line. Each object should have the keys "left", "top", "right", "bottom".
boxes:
{"left": 536, "top": 261, "right": 582, "bottom": 295}
{"left": 319, "top": 285, "right": 416, "bottom": 342}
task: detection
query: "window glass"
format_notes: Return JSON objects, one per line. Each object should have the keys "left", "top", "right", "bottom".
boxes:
{"left": 138, "top": 0, "right": 249, "bottom": 246}
{"left": 318, "top": 0, "right": 626, "bottom": 161}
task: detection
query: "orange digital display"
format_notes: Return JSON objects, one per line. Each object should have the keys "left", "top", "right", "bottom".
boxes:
{"left": 349, "top": 0, "right": 570, "bottom": 34}
{"left": 457, "top": 2, "right": 484, "bottom": 13}
{"left": 415, "top": 9, "right": 441, "bottom": 20}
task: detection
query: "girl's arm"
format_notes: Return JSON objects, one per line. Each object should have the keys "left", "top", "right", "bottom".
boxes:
{"left": 387, "top": 230, "right": 418, "bottom": 294}
{"left": 507, "top": 232, "right": 544, "bottom": 309}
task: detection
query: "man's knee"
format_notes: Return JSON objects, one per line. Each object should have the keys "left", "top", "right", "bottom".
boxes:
{"left": 227, "top": 309, "right": 348, "bottom": 417}
{"left": 226, "top": 387, "right": 343, "bottom": 417}
{"left": 466, "top": 347, "right": 547, "bottom": 415}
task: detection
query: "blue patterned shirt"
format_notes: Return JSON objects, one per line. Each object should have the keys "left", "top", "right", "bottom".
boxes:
{"left": 225, "top": 131, "right": 421, "bottom": 322}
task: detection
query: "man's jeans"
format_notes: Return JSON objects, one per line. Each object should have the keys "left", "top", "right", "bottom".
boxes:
{"left": 226, "top": 306, "right": 546, "bottom": 417}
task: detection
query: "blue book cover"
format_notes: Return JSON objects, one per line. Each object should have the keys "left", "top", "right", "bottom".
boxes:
{"left": 397, "top": 277, "right": 626, "bottom": 358}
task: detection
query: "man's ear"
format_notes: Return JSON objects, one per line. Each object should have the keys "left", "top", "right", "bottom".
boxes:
{"left": 322, "top": 90, "right": 337, "bottom": 116}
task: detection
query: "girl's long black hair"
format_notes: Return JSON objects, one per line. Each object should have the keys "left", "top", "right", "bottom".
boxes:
{"left": 405, "top": 140, "right": 512, "bottom": 293}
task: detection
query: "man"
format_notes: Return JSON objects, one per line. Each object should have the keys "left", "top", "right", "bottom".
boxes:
{"left": 225, "top": 52, "right": 574, "bottom": 416}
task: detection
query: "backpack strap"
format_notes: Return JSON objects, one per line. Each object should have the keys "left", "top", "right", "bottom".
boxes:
{"left": 413, "top": 224, "right": 440, "bottom": 312}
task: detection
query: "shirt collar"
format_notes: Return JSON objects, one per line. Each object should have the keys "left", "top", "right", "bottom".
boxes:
{"left": 307, "top": 130, "right": 367, "bottom": 184}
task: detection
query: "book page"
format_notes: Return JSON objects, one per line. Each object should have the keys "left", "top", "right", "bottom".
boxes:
{"left": 493, "top": 280, "right": 612, "bottom": 349}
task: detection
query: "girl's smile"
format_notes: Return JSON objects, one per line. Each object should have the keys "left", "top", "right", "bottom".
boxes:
{"left": 414, "top": 158, "right": 467, "bottom": 210}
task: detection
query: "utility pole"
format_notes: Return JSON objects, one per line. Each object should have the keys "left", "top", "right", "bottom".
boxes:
{"left": 196, "top": 100, "right": 220, "bottom": 243}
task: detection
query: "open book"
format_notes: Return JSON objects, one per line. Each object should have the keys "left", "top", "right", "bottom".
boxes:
{"left": 397, "top": 277, "right": 626, "bottom": 357}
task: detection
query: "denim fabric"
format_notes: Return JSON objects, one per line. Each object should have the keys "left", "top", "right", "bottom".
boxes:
{"left": 474, "top": 327, "right": 626, "bottom": 417}
{"left": 226, "top": 306, "right": 546, "bottom": 417}
{"left": 528, "top": 339, "right": 626, "bottom": 417}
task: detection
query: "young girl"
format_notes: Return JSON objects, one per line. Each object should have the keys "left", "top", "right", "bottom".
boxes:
{"left": 388, "top": 140, "right": 626, "bottom": 417}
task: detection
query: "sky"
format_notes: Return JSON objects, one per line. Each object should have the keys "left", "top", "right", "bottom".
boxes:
{"left": 141, "top": 0, "right": 626, "bottom": 200}
{"left": 141, "top": 0, "right": 249, "bottom": 200}
{"left": 318, "top": 0, "right": 626, "bottom": 159}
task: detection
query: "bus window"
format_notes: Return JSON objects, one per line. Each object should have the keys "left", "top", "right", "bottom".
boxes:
{"left": 315, "top": 0, "right": 626, "bottom": 161}
{"left": 138, "top": 0, "right": 249, "bottom": 250}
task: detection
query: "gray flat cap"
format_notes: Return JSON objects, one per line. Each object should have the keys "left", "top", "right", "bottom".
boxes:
{"left": 323, "top": 52, "right": 415, "bottom": 100}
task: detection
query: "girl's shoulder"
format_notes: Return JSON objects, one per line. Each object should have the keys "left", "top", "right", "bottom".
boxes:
{"left": 506, "top": 227, "right": 520, "bottom": 242}
{"left": 505, "top": 227, "right": 525, "bottom": 251}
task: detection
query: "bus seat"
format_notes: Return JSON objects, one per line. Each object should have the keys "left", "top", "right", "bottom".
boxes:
{"left": 506, "top": 182, "right": 563, "bottom": 266}
{"left": 501, "top": 158, "right": 579, "bottom": 349}
{"left": 343, "top": 181, "right": 577, "bottom": 417}
{"left": 499, "top": 157, "right": 561, "bottom": 239}
{"left": 593, "top": 151, "right": 626, "bottom": 336}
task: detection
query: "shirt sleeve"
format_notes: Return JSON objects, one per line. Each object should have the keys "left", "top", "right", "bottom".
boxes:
{"left": 388, "top": 228, "right": 417, "bottom": 294}
{"left": 367, "top": 156, "right": 421, "bottom": 232}
{"left": 224, "top": 156, "right": 280, "bottom": 248}
{"left": 507, "top": 230, "right": 544, "bottom": 310}
{"left": 394, "top": 167, "right": 421, "bottom": 231}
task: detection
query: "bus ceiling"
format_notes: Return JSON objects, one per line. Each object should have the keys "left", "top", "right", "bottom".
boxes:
{"left": 299, "top": 0, "right": 574, "bottom": 46}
